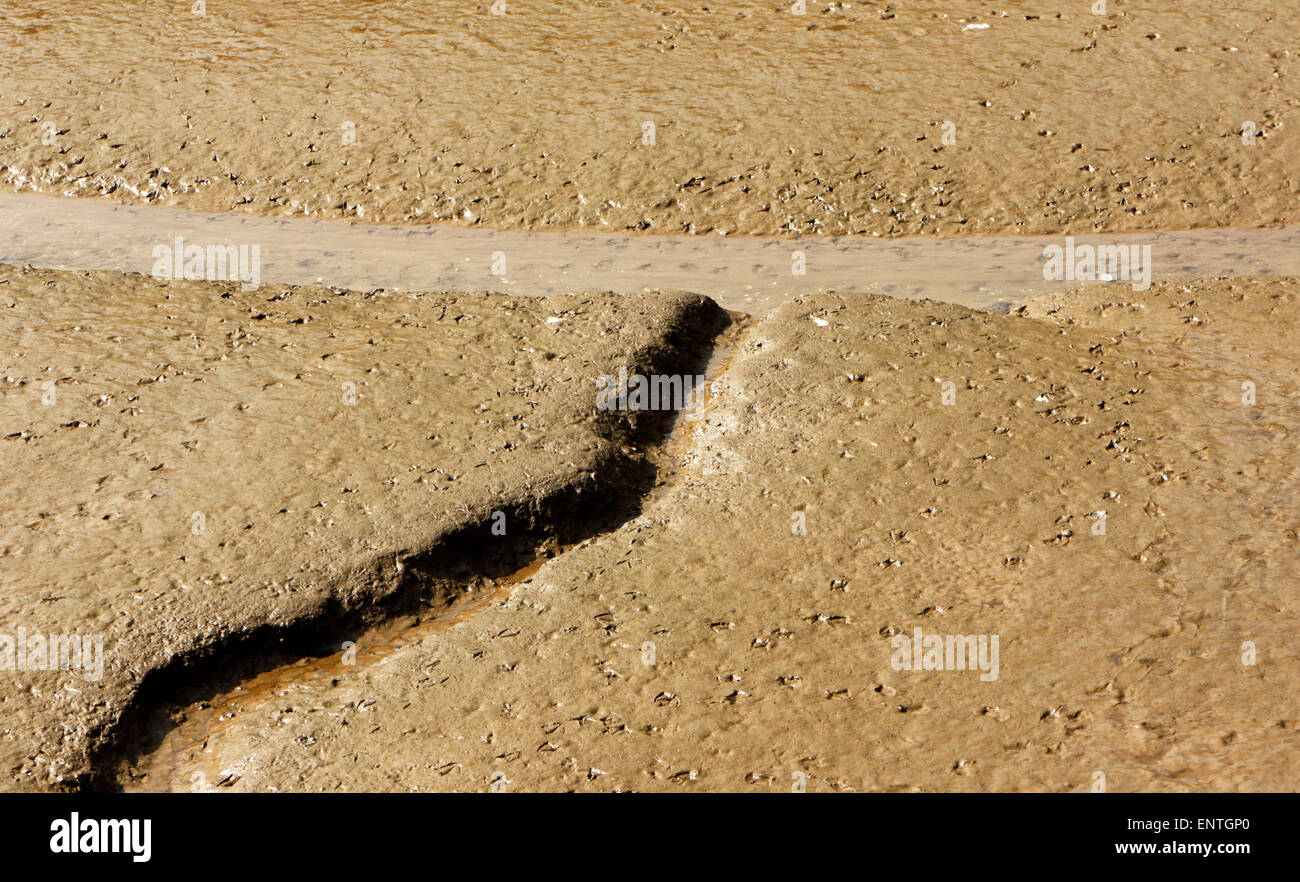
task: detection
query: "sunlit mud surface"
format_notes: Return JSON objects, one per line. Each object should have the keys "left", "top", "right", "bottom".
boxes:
{"left": 0, "top": 263, "right": 729, "bottom": 791}
{"left": 1, "top": 1, "right": 1296, "bottom": 237}
{"left": 121, "top": 278, "right": 1298, "bottom": 793}
{"left": 118, "top": 315, "right": 753, "bottom": 792}
{"left": 1, "top": 0, "right": 1297, "bottom": 794}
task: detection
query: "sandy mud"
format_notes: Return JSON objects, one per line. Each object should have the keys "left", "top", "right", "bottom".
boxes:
{"left": 0, "top": 0, "right": 1296, "bottom": 796}
{"left": 2, "top": 1, "right": 1295, "bottom": 236}
{"left": 0, "top": 264, "right": 727, "bottom": 790}
{"left": 115, "top": 276, "right": 1298, "bottom": 792}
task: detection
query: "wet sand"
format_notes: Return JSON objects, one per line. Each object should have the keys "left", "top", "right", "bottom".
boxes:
{"left": 2, "top": 1, "right": 1296, "bottom": 236}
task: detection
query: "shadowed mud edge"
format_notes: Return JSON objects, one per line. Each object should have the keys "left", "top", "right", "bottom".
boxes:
{"left": 77, "top": 295, "right": 733, "bottom": 792}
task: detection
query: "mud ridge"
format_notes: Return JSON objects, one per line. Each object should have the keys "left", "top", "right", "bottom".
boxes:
{"left": 82, "top": 295, "right": 734, "bottom": 792}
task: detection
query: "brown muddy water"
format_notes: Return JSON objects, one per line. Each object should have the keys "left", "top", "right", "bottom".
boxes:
{"left": 128, "top": 568, "right": 524, "bottom": 792}
{"left": 3, "top": 191, "right": 1299, "bottom": 317}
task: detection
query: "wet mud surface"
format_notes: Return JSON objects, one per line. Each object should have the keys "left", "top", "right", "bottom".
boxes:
{"left": 0, "top": 264, "right": 728, "bottom": 790}
{"left": 0, "top": 0, "right": 1296, "bottom": 794}
{"left": 116, "top": 277, "right": 1299, "bottom": 793}
{"left": 2, "top": 1, "right": 1296, "bottom": 237}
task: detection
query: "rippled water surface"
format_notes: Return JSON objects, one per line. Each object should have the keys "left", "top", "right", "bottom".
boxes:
{"left": 3, "top": 191, "right": 1299, "bottom": 315}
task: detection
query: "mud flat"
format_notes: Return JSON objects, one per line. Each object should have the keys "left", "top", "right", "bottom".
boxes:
{"left": 2, "top": 1, "right": 1296, "bottom": 236}
{"left": 0, "top": 264, "right": 728, "bottom": 791}
{"left": 2, "top": 0, "right": 1297, "bottom": 796}
{"left": 121, "top": 276, "right": 1299, "bottom": 793}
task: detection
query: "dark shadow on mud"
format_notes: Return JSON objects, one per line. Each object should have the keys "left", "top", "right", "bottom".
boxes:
{"left": 84, "top": 296, "right": 732, "bottom": 791}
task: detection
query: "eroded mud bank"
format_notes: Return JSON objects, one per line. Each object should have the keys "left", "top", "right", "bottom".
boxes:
{"left": 0, "top": 264, "right": 730, "bottom": 790}
{"left": 114, "top": 276, "right": 1299, "bottom": 793}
